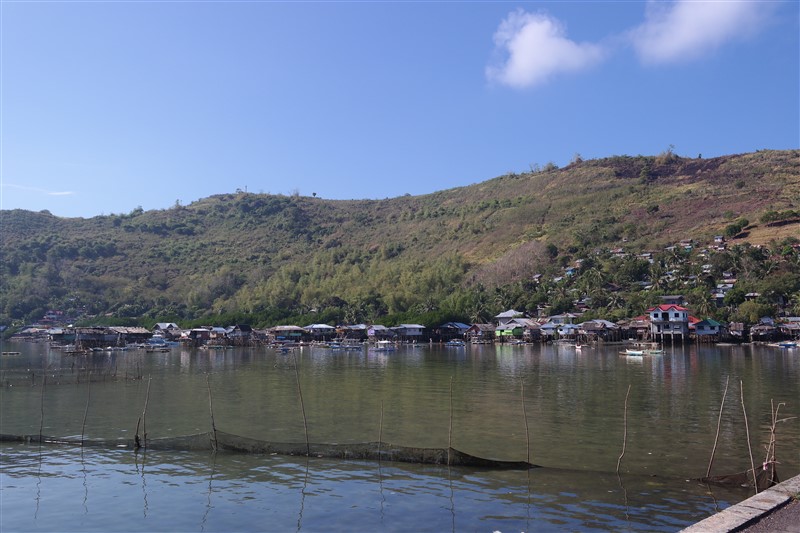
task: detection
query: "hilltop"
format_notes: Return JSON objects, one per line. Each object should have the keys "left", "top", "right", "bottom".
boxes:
{"left": 1, "top": 149, "right": 798, "bottom": 327}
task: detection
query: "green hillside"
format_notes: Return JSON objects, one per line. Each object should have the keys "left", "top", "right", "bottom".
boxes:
{"left": 2, "top": 149, "right": 799, "bottom": 328}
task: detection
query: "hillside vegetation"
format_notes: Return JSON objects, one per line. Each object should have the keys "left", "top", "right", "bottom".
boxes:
{"left": 2, "top": 149, "right": 799, "bottom": 328}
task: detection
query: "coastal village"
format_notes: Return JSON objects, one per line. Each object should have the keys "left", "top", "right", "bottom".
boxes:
{"left": 8, "top": 300, "right": 800, "bottom": 353}
{"left": 6, "top": 232, "right": 800, "bottom": 351}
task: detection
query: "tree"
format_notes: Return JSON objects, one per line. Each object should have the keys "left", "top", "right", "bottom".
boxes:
{"left": 687, "top": 288, "right": 715, "bottom": 318}
{"left": 734, "top": 301, "right": 775, "bottom": 324}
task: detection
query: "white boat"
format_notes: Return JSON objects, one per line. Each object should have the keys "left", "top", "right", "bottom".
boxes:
{"left": 330, "top": 340, "right": 364, "bottom": 351}
{"left": 145, "top": 345, "right": 170, "bottom": 353}
{"left": 621, "top": 349, "right": 645, "bottom": 356}
{"left": 147, "top": 334, "right": 180, "bottom": 348}
{"left": 370, "top": 340, "right": 396, "bottom": 352}
{"left": 445, "top": 339, "right": 466, "bottom": 347}
{"left": 621, "top": 348, "right": 663, "bottom": 356}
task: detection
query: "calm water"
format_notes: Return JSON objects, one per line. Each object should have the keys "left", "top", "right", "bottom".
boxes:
{"left": 1, "top": 341, "right": 798, "bottom": 532}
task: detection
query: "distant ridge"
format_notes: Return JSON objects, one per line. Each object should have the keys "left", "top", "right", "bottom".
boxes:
{"left": 1, "top": 149, "right": 798, "bottom": 326}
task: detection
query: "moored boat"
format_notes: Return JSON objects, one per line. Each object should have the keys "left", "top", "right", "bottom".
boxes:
{"left": 621, "top": 349, "right": 645, "bottom": 356}
{"left": 621, "top": 348, "right": 663, "bottom": 356}
{"left": 369, "top": 340, "right": 396, "bottom": 352}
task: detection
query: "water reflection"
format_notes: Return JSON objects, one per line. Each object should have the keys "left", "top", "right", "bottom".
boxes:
{"left": 2, "top": 341, "right": 798, "bottom": 531}
{"left": 0, "top": 443, "right": 769, "bottom": 532}
{"left": 200, "top": 453, "right": 215, "bottom": 532}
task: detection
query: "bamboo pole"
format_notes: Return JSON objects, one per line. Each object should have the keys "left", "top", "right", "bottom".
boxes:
{"left": 763, "top": 400, "right": 794, "bottom": 486}
{"left": 448, "top": 376, "right": 453, "bottom": 466}
{"left": 616, "top": 384, "right": 631, "bottom": 475}
{"left": 293, "top": 352, "right": 310, "bottom": 457}
{"left": 378, "top": 400, "right": 384, "bottom": 464}
{"left": 706, "top": 376, "right": 729, "bottom": 478}
{"left": 134, "top": 417, "right": 142, "bottom": 449}
{"left": 521, "top": 380, "right": 531, "bottom": 465}
{"left": 39, "top": 375, "right": 46, "bottom": 443}
{"left": 206, "top": 375, "right": 218, "bottom": 451}
{"left": 141, "top": 376, "right": 152, "bottom": 449}
{"left": 81, "top": 373, "right": 91, "bottom": 447}
{"left": 740, "top": 380, "right": 758, "bottom": 493}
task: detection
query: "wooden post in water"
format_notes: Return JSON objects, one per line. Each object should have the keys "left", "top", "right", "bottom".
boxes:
{"left": 706, "top": 376, "right": 729, "bottom": 478}
{"left": 81, "top": 373, "right": 91, "bottom": 447}
{"left": 134, "top": 417, "right": 142, "bottom": 450}
{"left": 448, "top": 376, "right": 453, "bottom": 466}
{"left": 616, "top": 384, "right": 631, "bottom": 475}
{"left": 39, "top": 375, "right": 46, "bottom": 443}
{"left": 141, "top": 376, "right": 152, "bottom": 448}
{"left": 293, "top": 352, "right": 310, "bottom": 457}
{"left": 378, "top": 400, "right": 384, "bottom": 463}
{"left": 521, "top": 380, "right": 531, "bottom": 465}
{"left": 763, "top": 400, "right": 793, "bottom": 486}
{"left": 740, "top": 380, "right": 758, "bottom": 493}
{"left": 206, "top": 375, "right": 218, "bottom": 451}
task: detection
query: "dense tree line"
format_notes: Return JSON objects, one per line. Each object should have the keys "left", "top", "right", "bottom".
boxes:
{"left": 1, "top": 150, "right": 798, "bottom": 329}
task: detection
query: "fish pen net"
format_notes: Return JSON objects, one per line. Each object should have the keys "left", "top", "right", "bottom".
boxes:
{"left": 0, "top": 431, "right": 536, "bottom": 470}
{"left": 698, "top": 462, "right": 780, "bottom": 492}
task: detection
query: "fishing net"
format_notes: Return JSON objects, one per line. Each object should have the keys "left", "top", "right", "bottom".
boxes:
{"left": 0, "top": 431, "right": 537, "bottom": 470}
{"left": 698, "top": 462, "right": 780, "bottom": 491}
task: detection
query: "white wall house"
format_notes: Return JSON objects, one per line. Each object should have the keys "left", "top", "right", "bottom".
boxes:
{"left": 647, "top": 304, "right": 690, "bottom": 341}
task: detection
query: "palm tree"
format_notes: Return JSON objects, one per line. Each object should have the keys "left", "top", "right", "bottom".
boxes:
{"left": 581, "top": 266, "right": 606, "bottom": 296}
{"left": 605, "top": 291, "right": 625, "bottom": 313}
{"left": 649, "top": 261, "right": 667, "bottom": 292}
{"left": 689, "top": 289, "right": 715, "bottom": 318}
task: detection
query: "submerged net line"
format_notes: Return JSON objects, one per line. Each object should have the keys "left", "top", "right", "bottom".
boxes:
{"left": 698, "top": 463, "right": 780, "bottom": 492}
{"left": 0, "top": 431, "right": 782, "bottom": 489}
{"left": 1, "top": 369, "right": 784, "bottom": 489}
{"left": 0, "top": 431, "right": 538, "bottom": 470}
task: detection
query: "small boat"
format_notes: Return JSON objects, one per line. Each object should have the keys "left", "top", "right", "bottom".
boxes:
{"left": 370, "top": 340, "right": 396, "bottom": 352}
{"left": 147, "top": 334, "right": 180, "bottom": 349}
{"left": 777, "top": 342, "right": 797, "bottom": 349}
{"left": 330, "top": 340, "right": 364, "bottom": 351}
{"left": 145, "top": 346, "right": 170, "bottom": 353}
{"left": 621, "top": 349, "right": 645, "bottom": 356}
{"left": 445, "top": 339, "right": 466, "bottom": 347}
{"left": 621, "top": 348, "right": 663, "bottom": 356}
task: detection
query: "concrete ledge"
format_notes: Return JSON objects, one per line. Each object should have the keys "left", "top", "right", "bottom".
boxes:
{"left": 681, "top": 474, "right": 800, "bottom": 532}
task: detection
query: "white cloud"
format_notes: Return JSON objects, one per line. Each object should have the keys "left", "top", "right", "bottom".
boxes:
{"left": 486, "top": 10, "right": 607, "bottom": 89}
{"left": 630, "top": 1, "right": 771, "bottom": 64}
{"left": 2, "top": 183, "right": 75, "bottom": 196}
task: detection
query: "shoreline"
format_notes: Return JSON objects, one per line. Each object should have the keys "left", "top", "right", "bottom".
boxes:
{"left": 681, "top": 474, "right": 800, "bottom": 532}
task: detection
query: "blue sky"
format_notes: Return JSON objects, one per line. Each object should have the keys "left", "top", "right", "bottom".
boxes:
{"left": 1, "top": 1, "right": 798, "bottom": 218}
